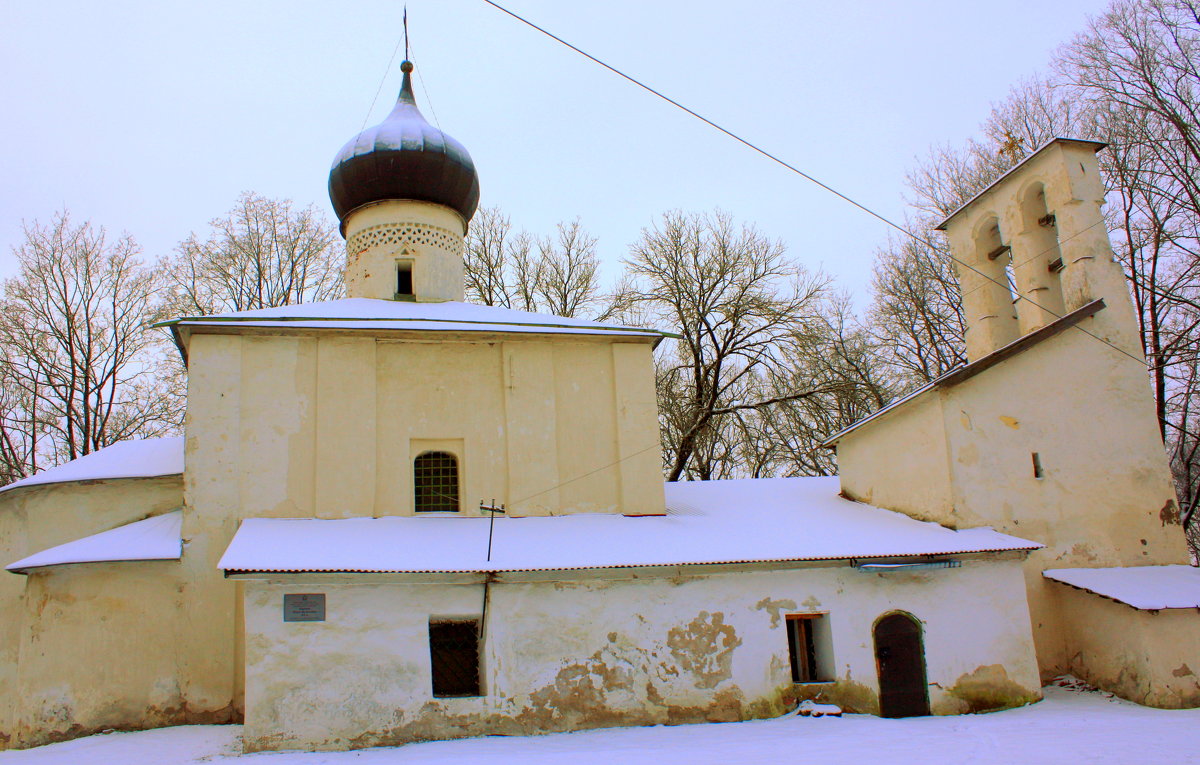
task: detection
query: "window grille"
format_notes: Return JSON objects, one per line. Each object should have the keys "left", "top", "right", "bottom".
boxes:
{"left": 429, "top": 620, "right": 481, "bottom": 697}
{"left": 414, "top": 451, "right": 459, "bottom": 513}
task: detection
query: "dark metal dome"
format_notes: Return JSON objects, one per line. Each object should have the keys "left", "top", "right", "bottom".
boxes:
{"left": 328, "top": 62, "right": 480, "bottom": 230}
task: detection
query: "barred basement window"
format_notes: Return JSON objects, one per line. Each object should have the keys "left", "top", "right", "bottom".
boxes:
{"left": 414, "top": 451, "right": 459, "bottom": 513}
{"left": 429, "top": 620, "right": 482, "bottom": 697}
{"left": 786, "top": 613, "right": 833, "bottom": 683}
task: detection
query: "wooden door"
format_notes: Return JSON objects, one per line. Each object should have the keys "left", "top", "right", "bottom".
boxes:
{"left": 874, "top": 613, "right": 930, "bottom": 718}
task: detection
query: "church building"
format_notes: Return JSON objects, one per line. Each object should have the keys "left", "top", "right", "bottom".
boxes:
{"left": 0, "top": 61, "right": 1194, "bottom": 752}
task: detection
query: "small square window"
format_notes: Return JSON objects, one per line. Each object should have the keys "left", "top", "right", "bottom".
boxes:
{"left": 396, "top": 262, "right": 414, "bottom": 300}
{"left": 786, "top": 613, "right": 833, "bottom": 683}
{"left": 429, "top": 620, "right": 482, "bottom": 697}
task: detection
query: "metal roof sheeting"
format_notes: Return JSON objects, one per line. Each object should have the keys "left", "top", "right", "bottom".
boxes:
{"left": 219, "top": 476, "right": 1039, "bottom": 575}
{"left": 1044, "top": 565, "right": 1200, "bottom": 610}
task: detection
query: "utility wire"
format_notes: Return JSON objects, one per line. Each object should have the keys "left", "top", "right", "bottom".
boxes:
{"left": 407, "top": 36, "right": 443, "bottom": 130}
{"left": 360, "top": 15, "right": 407, "bottom": 132}
{"left": 481, "top": 0, "right": 1200, "bottom": 445}
{"left": 956, "top": 218, "right": 1108, "bottom": 302}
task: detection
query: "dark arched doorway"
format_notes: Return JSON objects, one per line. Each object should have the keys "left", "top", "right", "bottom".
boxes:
{"left": 873, "top": 612, "right": 930, "bottom": 718}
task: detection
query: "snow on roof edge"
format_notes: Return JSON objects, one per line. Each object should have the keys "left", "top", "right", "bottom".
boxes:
{"left": 218, "top": 477, "right": 1041, "bottom": 576}
{"left": 1044, "top": 565, "right": 1200, "bottom": 610}
{"left": 935, "top": 137, "right": 1107, "bottom": 231}
{"left": 0, "top": 437, "right": 185, "bottom": 496}
{"left": 7, "top": 510, "right": 184, "bottom": 574}
{"left": 153, "top": 298, "right": 679, "bottom": 340}
{"left": 223, "top": 545, "right": 1041, "bottom": 576}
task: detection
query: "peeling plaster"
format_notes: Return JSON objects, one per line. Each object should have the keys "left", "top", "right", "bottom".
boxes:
{"left": 666, "top": 612, "right": 742, "bottom": 690}
{"left": 943, "top": 664, "right": 1040, "bottom": 714}
{"left": 753, "top": 597, "right": 797, "bottom": 629}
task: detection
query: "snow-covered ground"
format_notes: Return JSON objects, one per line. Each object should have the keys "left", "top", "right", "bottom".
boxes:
{"left": 2, "top": 684, "right": 1196, "bottom": 765}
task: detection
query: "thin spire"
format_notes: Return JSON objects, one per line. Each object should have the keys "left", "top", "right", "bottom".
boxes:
{"left": 399, "top": 3, "right": 414, "bottom": 105}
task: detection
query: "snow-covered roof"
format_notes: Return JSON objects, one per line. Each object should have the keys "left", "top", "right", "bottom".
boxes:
{"left": 1043, "top": 565, "right": 1200, "bottom": 610}
{"left": 219, "top": 476, "right": 1039, "bottom": 575}
{"left": 7, "top": 510, "right": 183, "bottom": 574}
{"left": 157, "top": 298, "right": 668, "bottom": 341}
{"left": 0, "top": 436, "right": 184, "bottom": 495}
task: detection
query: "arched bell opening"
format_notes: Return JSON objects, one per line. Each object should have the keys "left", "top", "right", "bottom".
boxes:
{"left": 965, "top": 216, "right": 1020, "bottom": 354}
{"left": 1013, "top": 182, "right": 1066, "bottom": 331}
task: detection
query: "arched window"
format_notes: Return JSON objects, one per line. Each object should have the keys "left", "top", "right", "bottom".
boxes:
{"left": 414, "top": 451, "right": 459, "bottom": 513}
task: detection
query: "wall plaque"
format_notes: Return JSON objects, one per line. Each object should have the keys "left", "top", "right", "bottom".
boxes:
{"left": 283, "top": 593, "right": 326, "bottom": 622}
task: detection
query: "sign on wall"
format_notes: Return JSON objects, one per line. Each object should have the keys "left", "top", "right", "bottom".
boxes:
{"left": 283, "top": 593, "right": 326, "bottom": 622}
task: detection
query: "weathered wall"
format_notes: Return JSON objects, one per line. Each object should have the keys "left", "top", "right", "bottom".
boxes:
{"left": 11, "top": 562, "right": 187, "bottom": 747}
{"left": 837, "top": 322, "right": 1188, "bottom": 677}
{"left": 1051, "top": 583, "right": 1200, "bottom": 708}
{"left": 183, "top": 329, "right": 664, "bottom": 524}
{"left": 836, "top": 392, "right": 953, "bottom": 520}
{"left": 0, "top": 476, "right": 182, "bottom": 747}
{"left": 343, "top": 200, "right": 466, "bottom": 302}
{"left": 241, "top": 556, "right": 1040, "bottom": 752}
{"left": 174, "top": 328, "right": 666, "bottom": 736}
{"left": 835, "top": 140, "right": 1191, "bottom": 698}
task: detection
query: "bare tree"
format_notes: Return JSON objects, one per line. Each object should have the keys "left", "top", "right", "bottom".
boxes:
{"left": 774, "top": 295, "right": 895, "bottom": 474}
{"left": 464, "top": 206, "right": 613, "bottom": 319}
{"left": 1063, "top": 0, "right": 1200, "bottom": 220}
{"left": 624, "top": 210, "right": 839, "bottom": 481}
{"left": 875, "top": 2, "right": 1200, "bottom": 554}
{"left": 0, "top": 347, "right": 48, "bottom": 483}
{"left": 869, "top": 232, "right": 967, "bottom": 386}
{"left": 0, "top": 212, "right": 178, "bottom": 477}
{"left": 464, "top": 207, "right": 535, "bottom": 310}
{"left": 1059, "top": 0, "right": 1200, "bottom": 552}
{"left": 534, "top": 219, "right": 602, "bottom": 318}
{"left": 158, "top": 192, "right": 343, "bottom": 317}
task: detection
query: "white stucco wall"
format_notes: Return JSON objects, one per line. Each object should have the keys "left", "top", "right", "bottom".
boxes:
{"left": 0, "top": 476, "right": 183, "bottom": 747}
{"left": 241, "top": 555, "right": 1040, "bottom": 751}
{"left": 1051, "top": 583, "right": 1200, "bottom": 708}
{"left": 837, "top": 139, "right": 1191, "bottom": 697}
{"left": 836, "top": 323, "right": 1188, "bottom": 678}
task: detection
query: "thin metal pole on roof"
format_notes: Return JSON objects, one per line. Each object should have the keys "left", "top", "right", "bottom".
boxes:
{"left": 482, "top": 498, "right": 505, "bottom": 562}
{"left": 479, "top": 499, "right": 505, "bottom": 642}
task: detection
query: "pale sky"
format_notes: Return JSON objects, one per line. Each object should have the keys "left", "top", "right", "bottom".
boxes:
{"left": 0, "top": 0, "right": 1108, "bottom": 304}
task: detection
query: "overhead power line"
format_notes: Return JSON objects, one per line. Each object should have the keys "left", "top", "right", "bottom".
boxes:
{"left": 481, "top": 0, "right": 1200, "bottom": 445}
{"left": 360, "top": 14, "right": 407, "bottom": 132}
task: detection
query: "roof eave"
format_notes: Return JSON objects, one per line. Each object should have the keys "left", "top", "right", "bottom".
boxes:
{"left": 935, "top": 137, "right": 1107, "bottom": 232}
{"left": 221, "top": 547, "right": 1039, "bottom": 578}
{"left": 821, "top": 299, "right": 1106, "bottom": 446}
{"left": 7, "top": 556, "right": 182, "bottom": 576}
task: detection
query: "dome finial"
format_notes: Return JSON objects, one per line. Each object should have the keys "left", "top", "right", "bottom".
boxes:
{"left": 398, "top": 60, "right": 416, "bottom": 105}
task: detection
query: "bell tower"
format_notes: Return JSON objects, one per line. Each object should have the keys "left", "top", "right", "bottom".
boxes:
{"left": 328, "top": 61, "right": 480, "bottom": 302}
{"left": 936, "top": 139, "right": 1143, "bottom": 362}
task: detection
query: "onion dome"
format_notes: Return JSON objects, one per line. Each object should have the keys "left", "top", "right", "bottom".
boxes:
{"left": 328, "top": 61, "right": 480, "bottom": 229}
